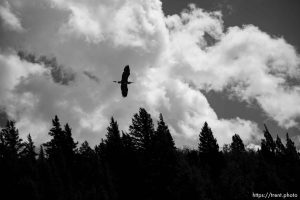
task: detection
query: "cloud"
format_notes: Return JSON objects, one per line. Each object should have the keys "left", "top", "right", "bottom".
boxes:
{"left": 166, "top": 16, "right": 300, "bottom": 128}
{"left": 17, "top": 51, "right": 76, "bottom": 85}
{"left": 0, "top": 51, "right": 46, "bottom": 96}
{"left": 0, "top": 0, "right": 299, "bottom": 148}
{"left": 0, "top": 1, "right": 24, "bottom": 32}
{"left": 139, "top": 65, "right": 260, "bottom": 147}
{"left": 50, "top": 0, "right": 166, "bottom": 49}
{"left": 83, "top": 71, "right": 100, "bottom": 83}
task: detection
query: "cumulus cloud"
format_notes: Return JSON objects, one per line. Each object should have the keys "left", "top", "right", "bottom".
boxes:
{"left": 0, "top": 1, "right": 24, "bottom": 32}
{"left": 139, "top": 65, "right": 260, "bottom": 146}
{"left": 0, "top": 0, "right": 299, "bottom": 148}
{"left": 50, "top": 0, "right": 166, "bottom": 49}
{"left": 166, "top": 13, "right": 300, "bottom": 128}
{"left": 0, "top": 51, "right": 46, "bottom": 97}
{"left": 0, "top": 50, "right": 110, "bottom": 143}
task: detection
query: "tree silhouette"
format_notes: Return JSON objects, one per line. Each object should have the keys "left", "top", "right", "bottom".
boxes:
{"left": 153, "top": 113, "right": 176, "bottom": 152}
{"left": 79, "top": 141, "right": 94, "bottom": 158}
{"left": 43, "top": 115, "right": 64, "bottom": 160}
{"left": 121, "top": 132, "right": 135, "bottom": 153}
{"left": 0, "top": 120, "right": 24, "bottom": 158}
{"left": 150, "top": 113, "right": 177, "bottom": 199}
{"left": 285, "top": 133, "right": 298, "bottom": 161}
{"left": 275, "top": 135, "right": 286, "bottom": 158}
{"left": 44, "top": 116, "right": 77, "bottom": 164}
{"left": 38, "top": 145, "right": 45, "bottom": 161}
{"left": 63, "top": 123, "right": 78, "bottom": 162}
{"left": 261, "top": 124, "right": 276, "bottom": 159}
{"left": 230, "top": 134, "right": 245, "bottom": 154}
{"left": 198, "top": 122, "right": 223, "bottom": 182}
{"left": 129, "top": 108, "right": 155, "bottom": 152}
{"left": 0, "top": 107, "right": 300, "bottom": 200}
{"left": 0, "top": 120, "right": 25, "bottom": 199}
{"left": 198, "top": 122, "right": 219, "bottom": 154}
{"left": 104, "top": 117, "right": 122, "bottom": 159}
{"left": 23, "top": 134, "right": 37, "bottom": 161}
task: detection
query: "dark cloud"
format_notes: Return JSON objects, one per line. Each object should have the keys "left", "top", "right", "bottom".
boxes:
{"left": 17, "top": 51, "right": 76, "bottom": 85}
{"left": 202, "top": 32, "right": 218, "bottom": 48}
{"left": 83, "top": 71, "right": 100, "bottom": 83}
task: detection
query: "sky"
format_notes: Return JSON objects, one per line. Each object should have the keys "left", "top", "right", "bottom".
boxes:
{"left": 0, "top": 0, "right": 300, "bottom": 149}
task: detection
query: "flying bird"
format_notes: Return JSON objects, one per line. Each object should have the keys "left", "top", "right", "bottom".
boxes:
{"left": 113, "top": 65, "right": 133, "bottom": 97}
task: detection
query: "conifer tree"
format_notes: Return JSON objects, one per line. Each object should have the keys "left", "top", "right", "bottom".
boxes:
{"left": 105, "top": 117, "right": 122, "bottom": 154}
{"left": 0, "top": 120, "right": 24, "bottom": 158}
{"left": 1, "top": 108, "right": 300, "bottom": 200}
{"left": 154, "top": 113, "right": 175, "bottom": 152}
{"left": 261, "top": 124, "right": 276, "bottom": 158}
{"left": 38, "top": 145, "right": 45, "bottom": 161}
{"left": 129, "top": 108, "right": 155, "bottom": 151}
{"left": 151, "top": 114, "right": 177, "bottom": 198}
{"left": 121, "top": 132, "right": 135, "bottom": 155}
{"left": 198, "top": 122, "right": 219, "bottom": 154}
{"left": 44, "top": 116, "right": 77, "bottom": 163}
{"left": 44, "top": 115, "right": 64, "bottom": 159}
{"left": 23, "top": 134, "right": 37, "bottom": 161}
{"left": 230, "top": 134, "right": 245, "bottom": 154}
{"left": 63, "top": 123, "right": 78, "bottom": 162}
{"left": 275, "top": 135, "right": 286, "bottom": 157}
{"left": 79, "top": 141, "right": 94, "bottom": 158}
{"left": 95, "top": 139, "right": 106, "bottom": 157}
{"left": 285, "top": 133, "right": 298, "bottom": 160}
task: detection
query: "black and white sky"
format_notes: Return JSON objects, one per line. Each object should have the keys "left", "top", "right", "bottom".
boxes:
{"left": 0, "top": 0, "right": 300, "bottom": 148}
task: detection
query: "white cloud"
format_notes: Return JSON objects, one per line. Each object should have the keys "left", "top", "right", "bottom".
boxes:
{"left": 0, "top": 0, "right": 300, "bottom": 148}
{"left": 0, "top": 1, "right": 24, "bottom": 32}
{"left": 167, "top": 21, "right": 300, "bottom": 129}
{"left": 0, "top": 52, "right": 46, "bottom": 96}
{"left": 139, "top": 66, "right": 260, "bottom": 147}
{"left": 51, "top": 0, "right": 166, "bottom": 49}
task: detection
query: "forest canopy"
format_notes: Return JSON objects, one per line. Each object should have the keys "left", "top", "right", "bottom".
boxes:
{"left": 0, "top": 107, "right": 299, "bottom": 200}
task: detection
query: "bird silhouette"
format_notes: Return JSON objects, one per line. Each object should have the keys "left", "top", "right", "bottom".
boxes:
{"left": 113, "top": 65, "right": 133, "bottom": 97}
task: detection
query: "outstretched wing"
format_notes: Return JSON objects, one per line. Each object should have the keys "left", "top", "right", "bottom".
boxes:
{"left": 121, "top": 83, "right": 128, "bottom": 97}
{"left": 121, "top": 65, "right": 130, "bottom": 82}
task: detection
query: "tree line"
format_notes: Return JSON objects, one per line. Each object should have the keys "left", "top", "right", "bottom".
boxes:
{"left": 0, "top": 108, "right": 299, "bottom": 200}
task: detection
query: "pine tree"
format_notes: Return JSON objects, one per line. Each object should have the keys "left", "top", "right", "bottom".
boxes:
{"left": 275, "top": 135, "right": 286, "bottom": 157}
{"left": 37, "top": 144, "right": 62, "bottom": 200}
{"left": 44, "top": 115, "right": 64, "bottom": 159}
{"left": 129, "top": 108, "right": 155, "bottom": 151}
{"left": 230, "top": 134, "right": 245, "bottom": 154}
{"left": 198, "top": 122, "right": 219, "bottom": 154}
{"left": 44, "top": 116, "right": 77, "bottom": 163}
{"left": 23, "top": 134, "right": 37, "bottom": 161}
{"left": 95, "top": 139, "right": 106, "bottom": 157}
{"left": 38, "top": 145, "right": 45, "bottom": 161}
{"left": 0, "top": 121, "right": 24, "bottom": 200}
{"left": 151, "top": 113, "right": 177, "bottom": 198}
{"left": 79, "top": 141, "right": 94, "bottom": 158}
{"left": 261, "top": 124, "right": 276, "bottom": 158}
{"left": 121, "top": 132, "right": 135, "bottom": 155}
{"left": 105, "top": 117, "right": 122, "bottom": 155}
{"left": 154, "top": 113, "right": 176, "bottom": 152}
{"left": 285, "top": 133, "right": 298, "bottom": 161}
{"left": 0, "top": 120, "right": 24, "bottom": 158}
{"left": 63, "top": 123, "right": 78, "bottom": 162}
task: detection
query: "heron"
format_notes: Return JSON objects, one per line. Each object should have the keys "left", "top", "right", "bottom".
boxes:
{"left": 113, "top": 65, "right": 133, "bottom": 97}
